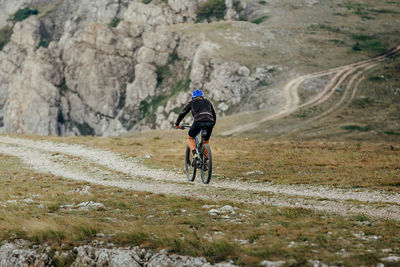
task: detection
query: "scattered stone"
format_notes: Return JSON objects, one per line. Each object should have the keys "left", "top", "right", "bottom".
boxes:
{"left": 260, "top": 260, "right": 286, "bottom": 267}
{"left": 209, "top": 205, "right": 236, "bottom": 216}
{"left": 380, "top": 256, "right": 400, "bottom": 263}
{"left": 77, "top": 201, "right": 106, "bottom": 211}
{"left": 352, "top": 232, "right": 380, "bottom": 241}
{"left": 234, "top": 239, "right": 248, "bottom": 245}
{"left": 145, "top": 155, "right": 152, "bottom": 159}
{"left": 307, "top": 260, "right": 329, "bottom": 267}
{"left": 22, "top": 198, "right": 34, "bottom": 203}
{"left": 245, "top": 170, "right": 265, "bottom": 175}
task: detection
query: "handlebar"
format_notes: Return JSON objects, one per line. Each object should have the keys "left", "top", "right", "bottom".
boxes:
{"left": 177, "top": 125, "right": 191, "bottom": 130}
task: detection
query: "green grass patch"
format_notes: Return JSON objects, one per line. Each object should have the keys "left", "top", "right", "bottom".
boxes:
{"left": 352, "top": 35, "right": 374, "bottom": 41}
{"left": 344, "top": 3, "right": 368, "bottom": 9}
{"left": 251, "top": 16, "right": 269, "bottom": 25}
{"left": 369, "top": 8, "right": 399, "bottom": 14}
{"left": 368, "top": 75, "right": 385, "bottom": 81}
{"left": 329, "top": 39, "right": 345, "bottom": 45}
{"left": 384, "top": 130, "right": 400, "bottom": 136}
{"left": 341, "top": 125, "right": 372, "bottom": 132}
{"left": 11, "top": 7, "right": 39, "bottom": 22}
{"left": 308, "top": 24, "right": 340, "bottom": 33}
{"left": 351, "top": 35, "right": 386, "bottom": 53}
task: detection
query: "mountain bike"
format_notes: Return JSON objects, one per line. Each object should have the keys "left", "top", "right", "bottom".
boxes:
{"left": 179, "top": 125, "right": 212, "bottom": 184}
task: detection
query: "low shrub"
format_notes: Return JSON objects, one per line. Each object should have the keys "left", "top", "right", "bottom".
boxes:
{"left": 109, "top": 17, "right": 121, "bottom": 28}
{"left": 251, "top": 15, "right": 269, "bottom": 24}
{"left": 341, "top": 125, "right": 372, "bottom": 132}
{"left": 196, "top": 0, "right": 227, "bottom": 22}
{"left": 12, "top": 7, "right": 39, "bottom": 22}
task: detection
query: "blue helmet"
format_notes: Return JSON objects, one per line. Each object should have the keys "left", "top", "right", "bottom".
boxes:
{"left": 192, "top": 89, "right": 204, "bottom": 99}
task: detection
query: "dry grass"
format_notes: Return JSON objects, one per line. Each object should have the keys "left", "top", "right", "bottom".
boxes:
{"left": 0, "top": 153, "right": 399, "bottom": 266}
{"left": 25, "top": 132, "right": 400, "bottom": 193}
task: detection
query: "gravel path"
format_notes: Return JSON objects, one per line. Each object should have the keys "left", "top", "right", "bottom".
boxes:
{"left": 1, "top": 136, "right": 399, "bottom": 220}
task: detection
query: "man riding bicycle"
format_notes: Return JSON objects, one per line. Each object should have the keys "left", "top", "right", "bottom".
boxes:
{"left": 175, "top": 89, "right": 216, "bottom": 161}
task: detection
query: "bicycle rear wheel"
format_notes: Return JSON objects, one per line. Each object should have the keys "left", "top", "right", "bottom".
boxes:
{"left": 200, "top": 144, "right": 212, "bottom": 184}
{"left": 185, "top": 146, "right": 196, "bottom": 181}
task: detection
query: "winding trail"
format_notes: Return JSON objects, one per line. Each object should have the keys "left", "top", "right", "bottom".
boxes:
{"left": 220, "top": 45, "right": 400, "bottom": 136}
{"left": 1, "top": 136, "right": 399, "bottom": 221}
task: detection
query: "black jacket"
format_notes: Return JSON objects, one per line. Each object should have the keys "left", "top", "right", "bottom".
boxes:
{"left": 175, "top": 97, "right": 216, "bottom": 126}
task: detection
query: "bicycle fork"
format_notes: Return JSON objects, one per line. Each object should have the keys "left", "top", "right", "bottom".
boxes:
{"left": 194, "top": 135, "right": 202, "bottom": 168}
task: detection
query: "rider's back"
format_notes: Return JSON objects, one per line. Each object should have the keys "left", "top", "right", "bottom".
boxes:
{"left": 189, "top": 98, "right": 216, "bottom": 123}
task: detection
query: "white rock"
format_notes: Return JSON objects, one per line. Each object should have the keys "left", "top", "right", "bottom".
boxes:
{"left": 77, "top": 201, "right": 105, "bottom": 210}
{"left": 22, "top": 198, "right": 34, "bottom": 203}
{"left": 218, "top": 102, "right": 230, "bottom": 112}
{"left": 260, "top": 260, "right": 286, "bottom": 267}
{"left": 237, "top": 66, "right": 250, "bottom": 77}
{"left": 209, "top": 205, "right": 236, "bottom": 215}
{"left": 381, "top": 256, "right": 400, "bottom": 263}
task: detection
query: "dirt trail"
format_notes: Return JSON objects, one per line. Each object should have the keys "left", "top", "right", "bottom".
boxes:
{"left": 1, "top": 136, "right": 399, "bottom": 220}
{"left": 220, "top": 46, "right": 400, "bottom": 136}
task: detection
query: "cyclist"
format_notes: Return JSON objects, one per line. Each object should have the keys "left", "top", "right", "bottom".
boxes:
{"left": 175, "top": 89, "right": 216, "bottom": 161}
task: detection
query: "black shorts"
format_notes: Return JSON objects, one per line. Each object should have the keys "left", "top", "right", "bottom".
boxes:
{"left": 188, "top": 121, "right": 215, "bottom": 141}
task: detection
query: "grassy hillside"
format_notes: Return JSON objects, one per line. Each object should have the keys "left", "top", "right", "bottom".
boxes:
{"left": 177, "top": 0, "right": 400, "bottom": 139}
{"left": 0, "top": 135, "right": 399, "bottom": 265}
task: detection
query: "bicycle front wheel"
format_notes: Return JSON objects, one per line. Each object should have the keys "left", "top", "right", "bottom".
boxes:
{"left": 200, "top": 144, "right": 212, "bottom": 184}
{"left": 185, "top": 146, "right": 196, "bottom": 181}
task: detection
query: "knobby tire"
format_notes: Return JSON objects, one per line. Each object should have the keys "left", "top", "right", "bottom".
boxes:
{"left": 185, "top": 146, "right": 196, "bottom": 181}
{"left": 200, "top": 144, "right": 212, "bottom": 184}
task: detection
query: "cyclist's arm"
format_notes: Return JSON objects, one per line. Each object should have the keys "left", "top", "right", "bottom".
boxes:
{"left": 175, "top": 102, "right": 191, "bottom": 126}
{"left": 210, "top": 102, "right": 217, "bottom": 124}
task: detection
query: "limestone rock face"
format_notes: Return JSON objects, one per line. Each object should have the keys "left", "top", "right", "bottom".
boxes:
{"left": 4, "top": 51, "right": 61, "bottom": 135}
{"left": 0, "top": 0, "right": 272, "bottom": 136}
{"left": 10, "top": 16, "right": 41, "bottom": 48}
{"left": 124, "top": 2, "right": 175, "bottom": 31}
{"left": 1, "top": 16, "right": 63, "bottom": 135}
{"left": 126, "top": 63, "right": 157, "bottom": 106}
{"left": 225, "top": 0, "right": 239, "bottom": 20}
{"left": 72, "top": 246, "right": 142, "bottom": 267}
{"left": 207, "top": 62, "right": 269, "bottom": 107}
{"left": 63, "top": 23, "right": 134, "bottom": 118}
{"left": 0, "top": 241, "right": 51, "bottom": 267}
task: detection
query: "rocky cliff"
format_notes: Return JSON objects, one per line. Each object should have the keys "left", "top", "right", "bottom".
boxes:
{"left": 0, "top": 0, "right": 274, "bottom": 136}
